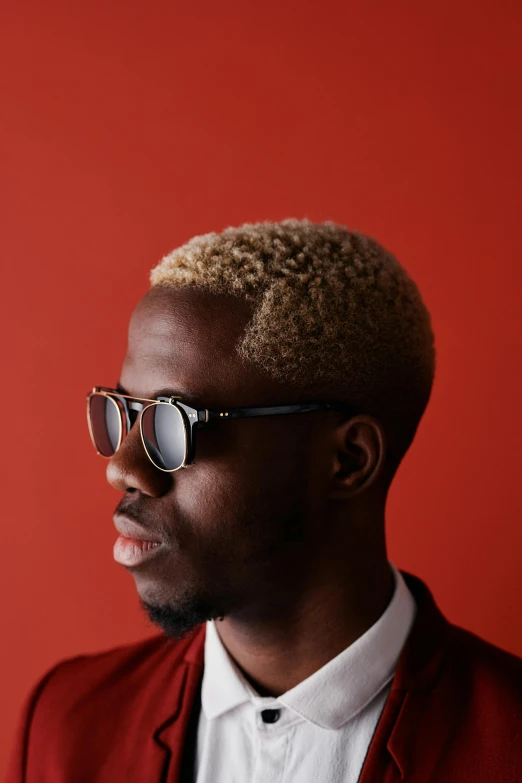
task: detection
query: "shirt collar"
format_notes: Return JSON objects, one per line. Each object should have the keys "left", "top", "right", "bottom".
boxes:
{"left": 201, "top": 562, "right": 416, "bottom": 730}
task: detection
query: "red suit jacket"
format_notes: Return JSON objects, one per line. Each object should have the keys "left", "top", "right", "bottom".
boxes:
{"left": 7, "top": 572, "right": 522, "bottom": 782}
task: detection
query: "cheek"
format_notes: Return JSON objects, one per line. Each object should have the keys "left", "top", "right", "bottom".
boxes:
{"left": 171, "top": 428, "right": 311, "bottom": 553}
{"left": 167, "top": 416, "right": 334, "bottom": 572}
{"left": 169, "top": 438, "right": 307, "bottom": 559}
{"left": 172, "top": 462, "right": 271, "bottom": 549}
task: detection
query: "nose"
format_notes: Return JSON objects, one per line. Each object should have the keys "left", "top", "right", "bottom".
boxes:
{"left": 106, "top": 422, "right": 171, "bottom": 496}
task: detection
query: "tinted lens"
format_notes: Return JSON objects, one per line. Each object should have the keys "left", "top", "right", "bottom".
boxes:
{"left": 141, "top": 402, "right": 186, "bottom": 471}
{"left": 89, "top": 394, "right": 122, "bottom": 456}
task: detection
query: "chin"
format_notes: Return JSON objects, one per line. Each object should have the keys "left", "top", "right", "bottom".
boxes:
{"left": 138, "top": 586, "right": 226, "bottom": 640}
{"left": 130, "top": 561, "right": 198, "bottom": 608}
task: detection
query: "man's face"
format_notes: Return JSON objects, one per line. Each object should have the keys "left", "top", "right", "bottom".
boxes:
{"left": 107, "top": 285, "right": 334, "bottom": 636}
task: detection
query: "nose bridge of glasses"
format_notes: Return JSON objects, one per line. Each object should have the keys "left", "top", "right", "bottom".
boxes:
{"left": 117, "top": 396, "right": 173, "bottom": 430}
{"left": 125, "top": 397, "right": 174, "bottom": 432}
{"left": 126, "top": 400, "right": 142, "bottom": 430}
{"left": 112, "top": 397, "right": 147, "bottom": 437}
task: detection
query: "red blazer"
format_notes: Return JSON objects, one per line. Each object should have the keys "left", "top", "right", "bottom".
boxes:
{"left": 8, "top": 572, "right": 522, "bottom": 782}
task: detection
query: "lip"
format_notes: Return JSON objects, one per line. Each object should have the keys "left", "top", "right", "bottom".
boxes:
{"left": 113, "top": 514, "right": 165, "bottom": 567}
{"left": 113, "top": 514, "right": 163, "bottom": 544}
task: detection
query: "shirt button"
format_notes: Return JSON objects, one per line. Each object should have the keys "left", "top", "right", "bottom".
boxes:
{"left": 261, "top": 708, "right": 280, "bottom": 724}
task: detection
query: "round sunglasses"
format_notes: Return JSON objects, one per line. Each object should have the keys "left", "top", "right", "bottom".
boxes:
{"left": 87, "top": 386, "right": 354, "bottom": 473}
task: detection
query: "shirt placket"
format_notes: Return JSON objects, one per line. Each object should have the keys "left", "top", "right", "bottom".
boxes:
{"left": 251, "top": 702, "right": 295, "bottom": 783}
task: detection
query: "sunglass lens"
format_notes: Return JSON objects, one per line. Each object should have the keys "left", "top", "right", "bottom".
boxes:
{"left": 141, "top": 403, "right": 186, "bottom": 471}
{"left": 89, "top": 394, "right": 121, "bottom": 456}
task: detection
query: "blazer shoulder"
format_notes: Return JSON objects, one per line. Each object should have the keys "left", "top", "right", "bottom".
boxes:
{"left": 13, "top": 631, "right": 202, "bottom": 742}
{"left": 446, "top": 622, "right": 522, "bottom": 705}
{"left": 8, "top": 629, "right": 205, "bottom": 782}
{"left": 450, "top": 623, "right": 522, "bottom": 673}
{"left": 42, "top": 632, "right": 179, "bottom": 682}
{"left": 34, "top": 626, "right": 204, "bottom": 706}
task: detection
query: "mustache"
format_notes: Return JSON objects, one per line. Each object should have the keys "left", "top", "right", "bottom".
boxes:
{"left": 114, "top": 498, "right": 166, "bottom": 537}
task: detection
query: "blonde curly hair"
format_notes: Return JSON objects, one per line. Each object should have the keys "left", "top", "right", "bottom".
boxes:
{"left": 150, "top": 219, "right": 436, "bottom": 481}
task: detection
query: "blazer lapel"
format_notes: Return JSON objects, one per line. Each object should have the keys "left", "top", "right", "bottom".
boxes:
{"left": 152, "top": 627, "right": 206, "bottom": 783}
{"left": 358, "top": 572, "right": 453, "bottom": 783}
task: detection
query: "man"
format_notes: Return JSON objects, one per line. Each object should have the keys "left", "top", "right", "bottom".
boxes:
{"left": 8, "top": 220, "right": 522, "bottom": 782}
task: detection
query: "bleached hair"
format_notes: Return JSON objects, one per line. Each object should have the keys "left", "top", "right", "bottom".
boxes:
{"left": 150, "top": 219, "right": 436, "bottom": 479}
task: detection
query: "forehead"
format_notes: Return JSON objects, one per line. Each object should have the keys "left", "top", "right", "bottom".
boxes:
{"left": 119, "top": 285, "right": 270, "bottom": 406}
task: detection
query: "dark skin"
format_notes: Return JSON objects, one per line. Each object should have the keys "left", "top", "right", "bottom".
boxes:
{"left": 107, "top": 285, "right": 394, "bottom": 697}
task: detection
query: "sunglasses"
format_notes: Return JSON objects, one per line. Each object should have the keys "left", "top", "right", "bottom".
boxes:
{"left": 87, "top": 386, "right": 354, "bottom": 473}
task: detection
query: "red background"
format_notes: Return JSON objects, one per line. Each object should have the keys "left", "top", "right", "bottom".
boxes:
{"left": 1, "top": 0, "right": 521, "bottom": 774}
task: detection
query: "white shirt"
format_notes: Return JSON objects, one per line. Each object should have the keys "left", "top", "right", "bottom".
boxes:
{"left": 195, "top": 562, "right": 416, "bottom": 783}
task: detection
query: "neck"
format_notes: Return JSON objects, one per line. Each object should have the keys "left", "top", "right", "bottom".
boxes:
{"left": 215, "top": 544, "right": 394, "bottom": 697}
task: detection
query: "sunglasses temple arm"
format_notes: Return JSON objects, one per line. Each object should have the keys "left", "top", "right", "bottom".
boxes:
{"left": 204, "top": 403, "right": 331, "bottom": 421}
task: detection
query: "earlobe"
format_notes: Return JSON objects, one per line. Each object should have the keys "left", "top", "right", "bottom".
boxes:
{"left": 329, "top": 416, "right": 386, "bottom": 500}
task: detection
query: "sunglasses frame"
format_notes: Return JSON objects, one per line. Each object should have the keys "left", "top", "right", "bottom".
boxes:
{"left": 87, "top": 386, "right": 355, "bottom": 473}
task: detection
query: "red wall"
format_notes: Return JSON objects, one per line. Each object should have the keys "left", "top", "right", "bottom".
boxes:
{"left": 2, "top": 0, "right": 521, "bottom": 774}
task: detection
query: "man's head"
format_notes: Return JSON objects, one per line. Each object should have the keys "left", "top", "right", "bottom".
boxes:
{"left": 106, "top": 219, "right": 435, "bottom": 637}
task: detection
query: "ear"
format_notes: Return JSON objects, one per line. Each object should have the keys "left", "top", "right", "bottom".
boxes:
{"left": 328, "top": 415, "right": 387, "bottom": 500}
